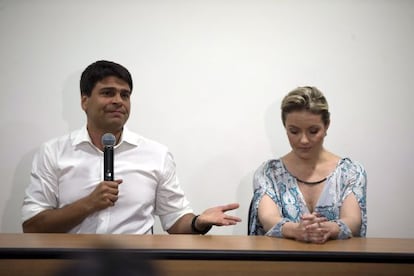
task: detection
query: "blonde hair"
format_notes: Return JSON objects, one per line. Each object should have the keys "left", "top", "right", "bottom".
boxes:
{"left": 281, "top": 86, "right": 330, "bottom": 126}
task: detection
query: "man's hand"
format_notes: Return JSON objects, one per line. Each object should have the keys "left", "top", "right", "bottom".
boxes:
{"left": 196, "top": 203, "right": 241, "bottom": 230}
{"left": 86, "top": 179, "right": 123, "bottom": 212}
{"left": 22, "top": 179, "right": 123, "bottom": 233}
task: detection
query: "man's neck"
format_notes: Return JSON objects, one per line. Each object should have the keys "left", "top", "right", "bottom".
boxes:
{"left": 86, "top": 126, "right": 123, "bottom": 151}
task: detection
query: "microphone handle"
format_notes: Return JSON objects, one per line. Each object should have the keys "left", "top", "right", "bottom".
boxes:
{"left": 104, "top": 146, "right": 114, "bottom": 181}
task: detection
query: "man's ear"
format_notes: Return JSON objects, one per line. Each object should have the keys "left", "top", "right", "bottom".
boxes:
{"left": 81, "top": 95, "right": 88, "bottom": 112}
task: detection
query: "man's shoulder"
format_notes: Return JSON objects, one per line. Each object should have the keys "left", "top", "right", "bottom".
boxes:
{"left": 123, "top": 128, "right": 169, "bottom": 154}
{"left": 40, "top": 128, "right": 84, "bottom": 150}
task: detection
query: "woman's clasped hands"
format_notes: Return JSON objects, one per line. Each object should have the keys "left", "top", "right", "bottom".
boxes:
{"left": 295, "top": 213, "right": 334, "bottom": 244}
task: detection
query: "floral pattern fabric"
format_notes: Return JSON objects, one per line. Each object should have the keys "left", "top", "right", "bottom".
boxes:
{"left": 248, "top": 158, "right": 367, "bottom": 239}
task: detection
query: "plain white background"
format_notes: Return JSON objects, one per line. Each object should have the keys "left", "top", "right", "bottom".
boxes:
{"left": 0, "top": 0, "right": 413, "bottom": 238}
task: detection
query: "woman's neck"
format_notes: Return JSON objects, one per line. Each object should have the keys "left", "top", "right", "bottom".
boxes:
{"left": 283, "top": 149, "right": 340, "bottom": 182}
{"left": 283, "top": 149, "right": 332, "bottom": 179}
{"left": 290, "top": 149, "right": 327, "bottom": 167}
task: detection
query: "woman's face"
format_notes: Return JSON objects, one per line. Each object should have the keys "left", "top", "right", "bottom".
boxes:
{"left": 284, "top": 110, "right": 328, "bottom": 160}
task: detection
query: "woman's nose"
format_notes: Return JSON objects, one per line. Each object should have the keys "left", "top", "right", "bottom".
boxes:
{"left": 300, "top": 133, "right": 309, "bottom": 144}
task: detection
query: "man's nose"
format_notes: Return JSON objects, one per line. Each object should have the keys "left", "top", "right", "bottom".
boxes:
{"left": 111, "top": 92, "right": 123, "bottom": 103}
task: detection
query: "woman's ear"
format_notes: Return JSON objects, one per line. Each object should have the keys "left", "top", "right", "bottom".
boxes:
{"left": 325, "top": 120, "right": 330, "bottom": 134}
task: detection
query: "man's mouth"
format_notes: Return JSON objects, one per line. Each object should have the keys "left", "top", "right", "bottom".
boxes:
{"left": 107, "top": 110, "right": 125, "bottom": 117}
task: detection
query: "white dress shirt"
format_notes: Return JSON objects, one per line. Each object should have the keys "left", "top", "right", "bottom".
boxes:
{"left": 22, "top": 126, "right": 193, "bottom": 234}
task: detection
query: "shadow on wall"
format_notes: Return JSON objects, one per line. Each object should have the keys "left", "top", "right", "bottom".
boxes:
{"left": 62, "top": 69, "right": 84, "bottom": 132}
{"left": 1, "top": 69, "right": 83, "bottom": 233}
{"left": 233, "top": 98, "right": 285, "bottom": 236}
{"left": 235, "top": 97, "right": 290, "bottom": 235}
{"left": 2, "top": 148, "right": 37, "bottom": 233}
{"left": 264, "top": 97, "right": 286, "bottom": 157}
{"left": 234, "top": 171, "right": 254, "bottom": 236}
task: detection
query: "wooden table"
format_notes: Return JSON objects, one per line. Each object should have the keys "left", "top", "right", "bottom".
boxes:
{"left": 0, "top": 234, "right": 413, "bottom": 275}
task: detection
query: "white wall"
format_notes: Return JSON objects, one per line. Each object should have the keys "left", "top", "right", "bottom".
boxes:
{"left": 0, "top": 0, "right": 413, "bottom": 238}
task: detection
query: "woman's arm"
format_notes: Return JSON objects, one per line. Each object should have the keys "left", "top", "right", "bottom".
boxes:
{"left": 257, "top": 195, "right": 282, "bottom": 232}
{"left": 258, "top": 195, "right": 306, "bottom": 241}
{"left": 258, "top": 195, "right": 329, "bottom": 243}
{"left": 339, "top": 192, "right": 362, "bottom": 236}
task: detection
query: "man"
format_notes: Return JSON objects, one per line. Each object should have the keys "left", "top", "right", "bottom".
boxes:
{"left": 22, "top": 60, "right": 240, "bottom": 234}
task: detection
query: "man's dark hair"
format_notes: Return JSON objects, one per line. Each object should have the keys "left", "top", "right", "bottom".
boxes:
{"left": 56, "top": 250, "right": 159, "bottom": 276}
{"left": 80, "top": 60, "right": 133, "bottom": 97}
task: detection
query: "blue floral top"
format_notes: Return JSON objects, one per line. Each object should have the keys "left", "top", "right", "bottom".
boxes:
{"left": 248, "top": 158, "right": 367, "bottom": 239}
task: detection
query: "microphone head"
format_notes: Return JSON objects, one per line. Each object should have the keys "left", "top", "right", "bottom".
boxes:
{"left": 102, "top": 133, "right": 116, "bottom": 147}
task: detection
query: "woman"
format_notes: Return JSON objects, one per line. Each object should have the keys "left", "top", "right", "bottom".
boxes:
{"left": 248, "top": 86, "right": 367, "bottom": 243}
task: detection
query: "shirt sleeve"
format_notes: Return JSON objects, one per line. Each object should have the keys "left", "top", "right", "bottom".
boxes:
{"left": 22, "top": 143, "right": 59, "bottom": 223}
{"left": 155, "top": 151, "right": 193, "bottom": 231}
{"left": 249, "top": 161, "right": 271, "bottom": 235}
{"left": 341, "top": 160, "right": 368, "bottom": 237}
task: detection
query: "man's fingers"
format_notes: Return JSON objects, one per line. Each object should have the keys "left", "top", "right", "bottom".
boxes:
{"left": 105, "top": 193, "right": 118, "bottom": 203}
{"left": 104, "top": 181, "right": 122, "bottom": 189}
{"left": 220, "top": 203, "right": 240, "bottom": 212}
{"left": 224, "top": 215, "right": 242, "bottom": 222}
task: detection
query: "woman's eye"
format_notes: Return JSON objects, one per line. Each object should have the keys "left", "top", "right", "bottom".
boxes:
{"left": 289, "top": 129, "right": 298, "bottom": 135}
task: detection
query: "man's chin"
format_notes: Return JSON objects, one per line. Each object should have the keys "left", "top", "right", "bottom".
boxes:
{"left": 102, "top": 121, "right": 126, "bottom": 132}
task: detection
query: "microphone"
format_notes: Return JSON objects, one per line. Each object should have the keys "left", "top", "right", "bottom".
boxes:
{"left": 101, "top": 133, "right": 116, "bottom": 181}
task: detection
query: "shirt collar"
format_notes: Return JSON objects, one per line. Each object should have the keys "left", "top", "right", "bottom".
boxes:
{"left": 71, "top": 125, "right": 142, "bottom": 148}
